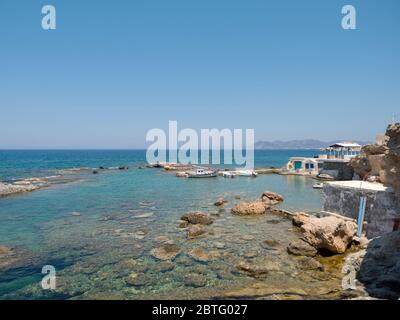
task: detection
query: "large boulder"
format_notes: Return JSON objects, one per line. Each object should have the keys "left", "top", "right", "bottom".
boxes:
{"left": 300, "top": 216, "right": 357, "bottom": 254}
{"left": 231, "top": 201, "right": 268, "bottom": 216}
{"left": 260, "top": 191, "right": 284, "bottom": 205}
{"left": 181, "top": 211, "right": 213, "bottom": 225}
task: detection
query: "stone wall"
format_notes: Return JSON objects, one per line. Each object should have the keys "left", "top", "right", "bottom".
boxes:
{"left": 322, "top": 182, "right": 400, "bottom": 238}
{"left": 320, "top": 161, "right": 354, "bottom": 180}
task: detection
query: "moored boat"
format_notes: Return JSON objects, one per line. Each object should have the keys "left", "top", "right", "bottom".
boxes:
{"left": 187, "top": 167, "right": 217, "bottom": 178}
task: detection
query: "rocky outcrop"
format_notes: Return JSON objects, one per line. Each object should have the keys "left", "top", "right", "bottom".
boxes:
{"left": 343, "top": 230, "right": 400, "bottom": 299}
{"left": 231, "top": 201, "right": 268, "bottom": 216}
{"left": 0, "top": 182, "right": 40, "bottom": 197}
{"left": 350, "top": 123, "right": 400, "bottom": 200}
{"left": 181, "top": 212, "right": 213, "bottom": 225}
{"left": 260, "top": 191, "right": 284, "bottom": 205}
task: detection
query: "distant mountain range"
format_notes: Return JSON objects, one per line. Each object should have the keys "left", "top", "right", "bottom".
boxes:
{"left": 254, "top": 139, "right": 371, "bottom": 150}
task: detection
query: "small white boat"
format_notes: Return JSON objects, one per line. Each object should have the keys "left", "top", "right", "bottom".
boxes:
{"left": 312, "top": 183, "right": 324, "bottom": 189}
{"left": 187, "top": 167, "right": 217, "bottom": 178}
{"left": 221, "top": 171, "right": 235, "bottom": 178}
{"left": 234, "top": 169, "right": 258, "bottom": 177}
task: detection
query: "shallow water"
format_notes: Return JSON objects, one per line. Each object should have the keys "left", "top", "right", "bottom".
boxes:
{"left": 0, "top": 150, "right": 349, "bottom": 300}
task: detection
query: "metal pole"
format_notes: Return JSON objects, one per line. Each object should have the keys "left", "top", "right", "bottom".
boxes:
{"left": 357, "top": 196, "right": 367, "bottom": 237}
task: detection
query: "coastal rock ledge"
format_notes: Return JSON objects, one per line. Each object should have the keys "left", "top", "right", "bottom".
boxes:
{"left": 231, "top": 201, "right": 268, "bottom": 216}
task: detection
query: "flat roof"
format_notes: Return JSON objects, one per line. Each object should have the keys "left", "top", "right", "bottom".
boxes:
{"left": 329, "top": 142, "right": 362, "bottom": 148}
{"left": 326, "top": 181, "right": 393, "bottom": 192}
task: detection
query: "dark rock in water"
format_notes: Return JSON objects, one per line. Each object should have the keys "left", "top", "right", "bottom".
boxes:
{"left": 181, "top": 211, "right": 213, "bottom": 225}
{"left": 183, "top": 273, "right": 207, "bottom": 287}
{"left": 297, "top": 257, "right": 324, "bottom": 271}
{"left": 138, "top": 166, "right": 143, "bottom": 169}
{"left": 92, "top": 170, "right": 98, "bottom": 174}
{"left": 150, "top": 244, "right": 181, "bottom": 261}
{"left": 287, "top": 239, "right": 317, "bottom": 257}
{"left": 125, "top": 273, "right": 153, "bottom": 287}
{"left": 186, "top": 225, "right": 206, "bottom": 238}
{"left": 214, "top": 197, "right": 228, "bottom": 206}
{"left": 177, "top": 220, "right": 189, "bottom": 228}
{"left": 241, "top": 250, "right": 259, "bottom": 259}
{"left": 266, "top": 219, "right": 281, "bottom": 225}
{"left": 0, "top": 246, "right": 39, "bottom": 272}
{"left": 99, "top": 166, "right": 105, "bottom": 170}
{"left": 154, "top": 261, "right": 175, "bottom": 273}
{"left": 118, "top": 166, "right": 128, "bottom": 170}
{"left": 236, "top": 260, "right": 279, "bottom": 277}
{"left": 261, "top": 239, "right": 280, "bottom": 249}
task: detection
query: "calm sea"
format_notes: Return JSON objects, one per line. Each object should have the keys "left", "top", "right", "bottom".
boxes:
{"left": 0, "top": 149, "right": 326, "bottom": 299}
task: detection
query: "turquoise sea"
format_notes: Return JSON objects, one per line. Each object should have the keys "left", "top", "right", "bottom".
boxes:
{"left": 0, "top": 150, "right": 341, "bottom": 300}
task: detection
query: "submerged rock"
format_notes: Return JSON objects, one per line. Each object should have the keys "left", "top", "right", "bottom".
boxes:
{"left": 261, "top": 239, "right": 280, "bottom": 249}
{"left": 125, "top": 272, "right": 152, "bottom": 287}
{"left": 235, "top": 260, "right": 277, "bottom": 277}
{"left": 181, "top": 212, "right": 214, "bottom": 225}
{"left": 300, "top": 216, "right": 357, "bottom": 254}
{"left": 231, "top": 201, "right": 268, "bottom": 216}
{"left": 214, "top": 197, "right": 228, "bottom": 206}
{"left": 297, "top": 257, "right": 324, "bottom": 271}
{"left": 150, "top": 244, "right": 181, "bottom": 261}
{"left": 287, "top": 239, "right": 317, "bottom": 257}
{"left": 183, "top": 273, "right": 207, "bottom": 287}
{"left": 188, "top": 248, "right": 211, "bottom": 263}
{"left": 186, "top": 224, "right": 206, "bottom": 238}
{"left": 154, "top": 261, "right": 175, "bottom": 273}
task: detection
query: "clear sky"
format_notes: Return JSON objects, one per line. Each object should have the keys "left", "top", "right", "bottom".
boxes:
{"left": 0, "top": 0, "right": 399, "bottom": 148}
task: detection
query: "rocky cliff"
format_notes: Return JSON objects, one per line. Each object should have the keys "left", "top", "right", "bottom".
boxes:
{"left": 350, "top": 123, "right": 400, "bottom": 204}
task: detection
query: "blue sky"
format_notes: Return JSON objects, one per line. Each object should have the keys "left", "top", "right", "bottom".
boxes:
{"left": 0, "top": 0, "right": 399, "bottom": 148}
